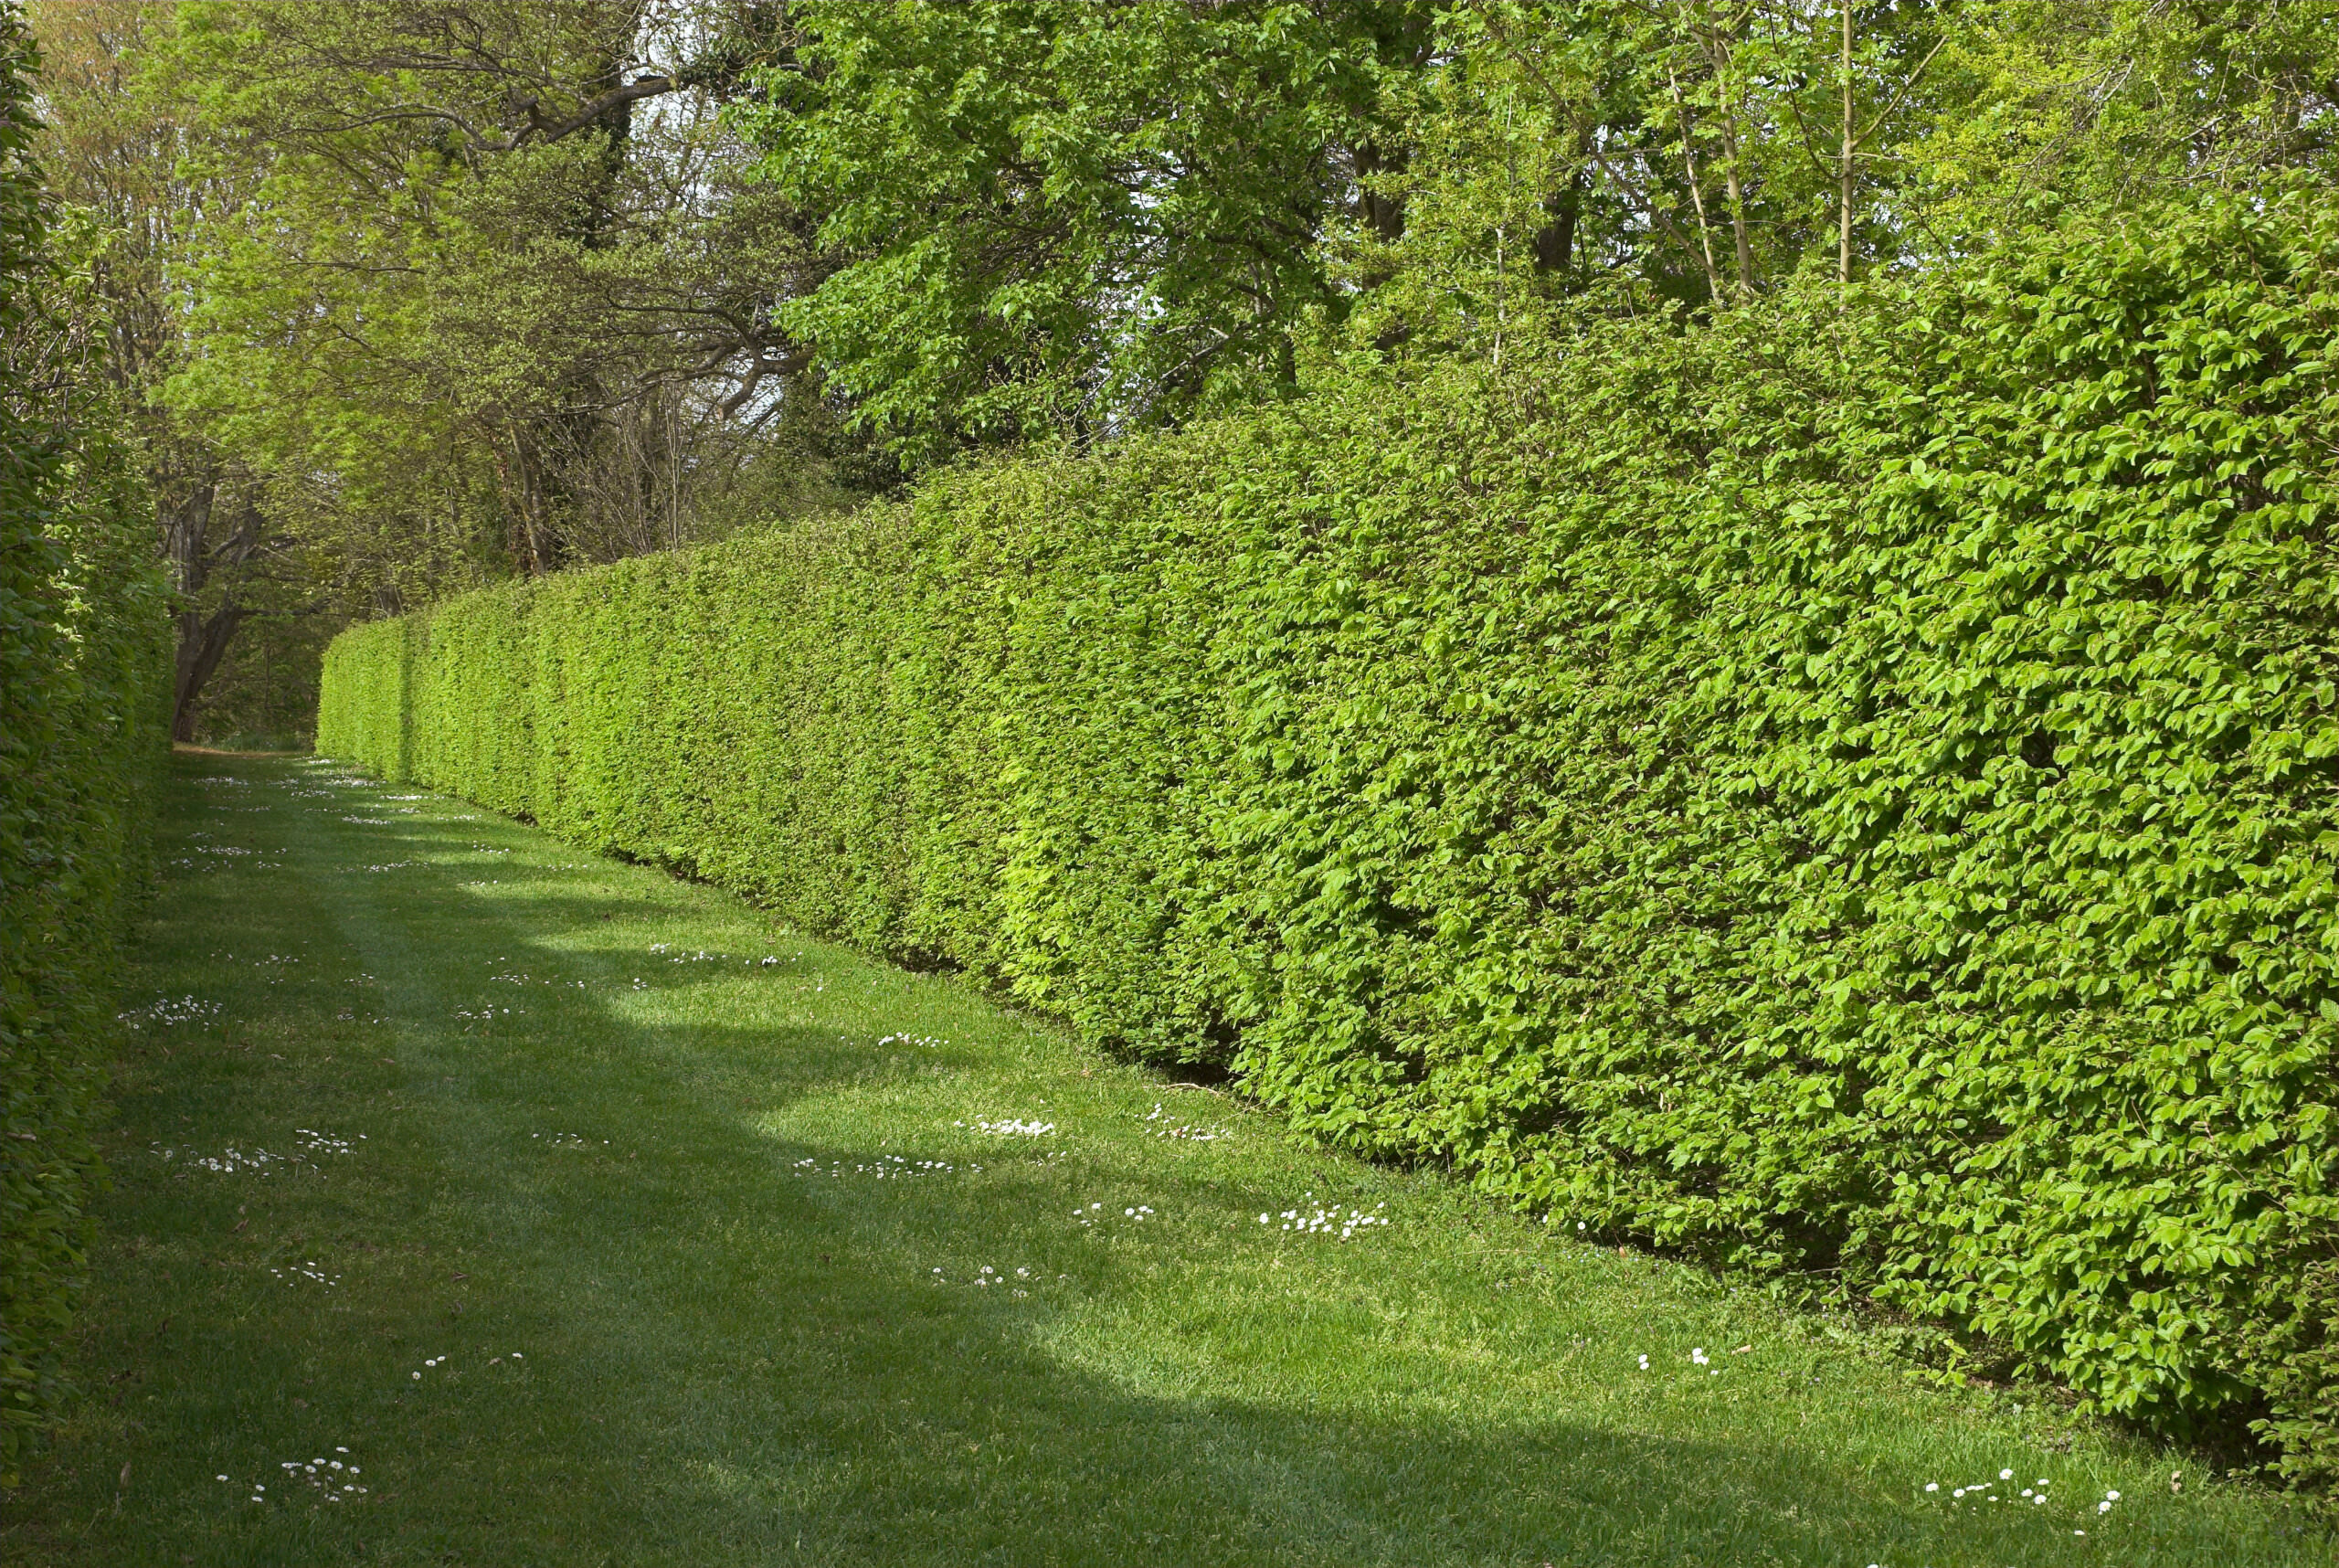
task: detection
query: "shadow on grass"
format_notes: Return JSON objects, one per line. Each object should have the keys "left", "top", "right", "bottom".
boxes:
{"left": 389, "top": 997, "right": 2207, "bottom": 1567}
{"left": 25, "top": 753, "right": 2306, "bottom": 1568}
{"left": 387, "top": 1021, "right": 2031, "bottom": 1567}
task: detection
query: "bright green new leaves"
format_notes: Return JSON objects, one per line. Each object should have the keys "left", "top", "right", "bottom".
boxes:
{"left": 1902, "top": 0, "right": 2339, "bottom": 240}
{"left": 740, "top": 1, "right": 1420, "bottom": 460}
{"left": 740, "top": 0, "right": 2339, "bottom": 465}
{"left": 154, "top": 0, "right": 846, "bottom": 588}
{"left": 322, "top": 196, "right": 2339, "bottom": 1489}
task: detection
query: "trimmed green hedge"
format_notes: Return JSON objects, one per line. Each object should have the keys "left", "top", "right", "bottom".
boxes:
{"left": 0, "top": 18, "right": 169, "bottom": 1478}
{"left": 322, "top": 200, "right": 2339, "bottom": 1483}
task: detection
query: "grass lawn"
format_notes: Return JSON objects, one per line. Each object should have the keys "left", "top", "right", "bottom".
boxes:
{"left": 3, "top": 752, "right": 2326, "bottom": 1566}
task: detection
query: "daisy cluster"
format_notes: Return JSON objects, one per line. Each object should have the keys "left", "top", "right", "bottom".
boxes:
{"left": 340, "top": 815, "right": 395, "bottom": 826}
{"left": 650, "top": 944, "right": 732, "bottom": 963}
{"left": 354, "top": 861, "right": 419, "bottom": 873}
{"left": 933, "top": 1263, "right": 1040, "bottom": 1295}
{"left": 962, "top": 1118, "right": 1053, "bottom": 1137}
{"left": 121, "top": 994, "right": 222, "bottom": 1028}
{"left": 154, "top": 1141, "right": 288, "bottom": 1175}
{"left": 453, "top": 1004, "right": 524, "bottom": 1020}
{"left": 1074, "top": 1202, "right": 1155, "bottom": 1227}
{"left": 531, "top": 1132, "right": 602, "bottom": 1149}
{"left": 490, "top": 971, "right": 588, "bottom": 990}
{"left": 154, "top": 1121, "right": 361, "bottom": 1175}
{"left": 794, "top": 1154, "right": 975, "bottom": 1180}
{"left": 1946, "top": 1467, "right": 2040, "bottom": 1506}
{"left": 1145, "top": 1105, "right": 1231, "bottom": 1140}
{"left": 876, "top": 1033, "right": 947, "bottom": 1050}
{"left": 169, "top": 850, "right": 289, "bottom": 872}
{"left": 220, "top": 1445, "right": 366, "bottom": 1505}
{"left": 1921, "top": 1467, "right": 2121, "bottom": 1527}
{"left": 270, "top": 1259, "right": 342, "bottom": 1287}
{"left": 1257, "top": 1198, "right": 1389, "bottom": 1240}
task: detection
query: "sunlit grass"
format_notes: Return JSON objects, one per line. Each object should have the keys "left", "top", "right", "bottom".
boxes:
{"left": 3, "top": 754, "right": 2326, "bottom": 1565}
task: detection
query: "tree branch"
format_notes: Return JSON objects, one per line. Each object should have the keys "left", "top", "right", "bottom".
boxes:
{"left": 1471, "top": 2, "right": 1715, "bottom": 276}
{"left": 488, "top": 74, "right": 678, "bottom": 152}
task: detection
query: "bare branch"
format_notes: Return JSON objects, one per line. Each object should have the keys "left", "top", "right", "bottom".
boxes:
{"left": 486, "top": 74, "right": 679, "bottom": 153}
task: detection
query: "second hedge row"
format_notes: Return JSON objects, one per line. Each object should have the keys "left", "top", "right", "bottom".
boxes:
{"left": 320, "top": 200, "right": 2339, "bottom": 1483}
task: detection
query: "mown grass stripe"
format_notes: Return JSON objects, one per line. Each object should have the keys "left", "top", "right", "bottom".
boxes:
{"left": 2, "top": 755, "right": 2323, "bottom": 1565}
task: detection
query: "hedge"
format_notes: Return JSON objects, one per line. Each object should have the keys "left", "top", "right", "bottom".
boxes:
{"left": 0, "top": 17, "right": 170, "bottom": 1479}
{"left": 321, "top": 198, "right": 2339, "bottom": 1485}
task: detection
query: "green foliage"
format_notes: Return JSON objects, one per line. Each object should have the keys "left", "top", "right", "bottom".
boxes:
{"left": 0, "top": 11, "right": 169, "bottom": 1480}
{"left": 1361, "top": 0, "right": 2339, "bottom": 359}
{"left": 743, "top": 0, "right": 1424, "bottom": 457}
{"left": 744, "top": 2, "right": 2339, "bottom": 457}
{"left": 1390, "top": 1, "right": 1943, "bottom": 305}
{"left": 1903, "top": 1, "right": 2339, "bottom": 238}
{"left": 153, "top": 0, "right": 863, "bottom": 590}
{"left": 322, "top": 196, "right": 2339, "bottom": 1485}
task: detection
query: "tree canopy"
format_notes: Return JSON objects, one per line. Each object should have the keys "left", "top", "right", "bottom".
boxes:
{"left": 23, "top": 0, "right": 2339, "bottom": 736}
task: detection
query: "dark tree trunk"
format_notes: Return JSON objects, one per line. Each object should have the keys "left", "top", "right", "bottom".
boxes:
{"left": 159, "top": 471, "right": 269, "bottom": 741}
{"left": 1534, "top": 164, "right": 1586, "bottom": 277}
{"left": 172, "top": 603, "right": 245, "bottom": 742}
{"left": 1354, "top": 138, "right": 1408, "bottom": 244}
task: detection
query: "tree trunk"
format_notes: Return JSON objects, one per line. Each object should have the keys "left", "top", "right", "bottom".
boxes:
{"left": 159, "top": 471, "right": 268, "bottom": 741}
{"left": 1713, "top": 69, "right": 1754, "bottom": 290}
{"left": 1354, "top": 138, "right": 1408, "bottom": 245}
{"left": 1532, "top": 165, "right": 1585, "bottom": 276}
{"left": 1667, "top": 67, "right": 1724, "bottom": 303}
{"left": 172, "top": 603, "right": 245, "bottom": 742}
{"left": 1839, "top": 1, "right": 1855, "bottom": 288}
{"left": 491, "top": 425, "right": 561, "bottom": 577}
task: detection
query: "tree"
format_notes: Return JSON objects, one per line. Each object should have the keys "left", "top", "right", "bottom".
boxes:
{"left": 739, "top": 0, "right": 1429, "bottom": 461}
{"left": 1355, "top": 1, "right": 1948, "bottom": 337}
{"left": 32, "top": 0, "right": 2339, "bottom": 740}
{"left": 1899, "top": 0, "right": 2339, "bottom": 241}
{"left": 27, "top": 0, "right": 292, "bottom": 741}
{"left": 1342, "top": 0, "right": 2339, "bottom": 366}
{"left": 155, "top": 0, "right": 866, "bottom": 595}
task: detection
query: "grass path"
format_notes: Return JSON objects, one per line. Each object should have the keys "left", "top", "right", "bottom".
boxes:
{"left": 3, "top": 754, "right": 2324, "bottom": 1566}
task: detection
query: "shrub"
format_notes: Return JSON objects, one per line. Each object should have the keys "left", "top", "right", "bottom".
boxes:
{"left": 0, "top": 17, "right": 169, "bottom": 1480}
{"left": 321, "top": 197, "right": 2339, "bottom": 1485}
